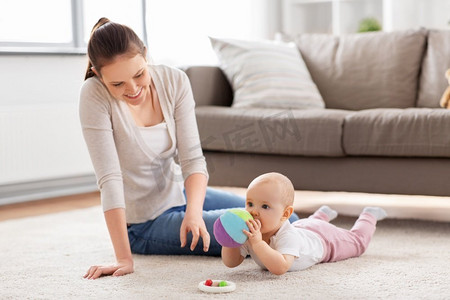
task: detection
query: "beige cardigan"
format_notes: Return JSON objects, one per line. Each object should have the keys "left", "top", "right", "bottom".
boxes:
{"left": 79, "top": 65, "right": 208, "bottom": 223}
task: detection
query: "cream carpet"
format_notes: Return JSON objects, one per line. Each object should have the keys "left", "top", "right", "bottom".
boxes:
{"left": 1, "top": 188, "right": 450, "bottom": 299}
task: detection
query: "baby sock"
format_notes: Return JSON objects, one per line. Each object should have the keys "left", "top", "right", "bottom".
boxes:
{"left": 363, "top": 207, "right": 387, "bottom": 221}
{"left": 318, "top": 205, "right": 338, "bottom": 221}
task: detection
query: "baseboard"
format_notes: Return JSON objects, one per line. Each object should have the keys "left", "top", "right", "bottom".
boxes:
{"left": 0, "top": 174, "right": 98, "bottom": 205}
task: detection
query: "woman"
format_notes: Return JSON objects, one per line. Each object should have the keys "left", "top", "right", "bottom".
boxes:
{"left": 79, "top": 18, "right": 247, "bottom": 279}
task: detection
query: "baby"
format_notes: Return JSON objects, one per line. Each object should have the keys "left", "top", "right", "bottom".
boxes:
{"left": 221, "top": 172, "right": 387, "bottom": 275}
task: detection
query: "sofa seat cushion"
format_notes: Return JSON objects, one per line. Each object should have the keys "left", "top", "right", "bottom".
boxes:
{"left": 343, "top": 108, "right": 450, "bottom": 157}
{"left": 196, "top": 106, "right": 350, "bottom": 157}
{"left": 293, "top": 29, "right": 427, "bottom": 110}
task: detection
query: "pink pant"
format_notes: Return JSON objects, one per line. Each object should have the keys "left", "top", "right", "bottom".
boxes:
{"left": 292, "top": 211, "right": 377, "bottom": 263}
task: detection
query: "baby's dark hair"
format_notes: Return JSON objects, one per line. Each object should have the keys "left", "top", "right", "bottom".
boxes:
{"left": 84, "top": 17, "right": 146, "bottom": 80}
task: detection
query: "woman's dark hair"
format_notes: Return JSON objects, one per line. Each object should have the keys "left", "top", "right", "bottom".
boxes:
{"left": 84, "top": 17, "right": 146, "bottom": 80}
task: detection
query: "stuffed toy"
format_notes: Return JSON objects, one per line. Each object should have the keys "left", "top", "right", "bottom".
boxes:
{"left": 439, "top": 69, "right": 450, "bottom": 109}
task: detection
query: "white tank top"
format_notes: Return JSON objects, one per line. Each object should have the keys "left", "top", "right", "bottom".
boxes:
{"left": 139, "top": 122, "right": 171, "bottom": 155}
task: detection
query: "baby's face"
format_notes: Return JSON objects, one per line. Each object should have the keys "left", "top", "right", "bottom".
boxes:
{"left": 245, "top": 180, "right": 288, "bottom": 236}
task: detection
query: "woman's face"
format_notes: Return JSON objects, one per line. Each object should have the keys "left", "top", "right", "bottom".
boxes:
{"left": 98, "top": 53, "right": 151, "bottom": 106}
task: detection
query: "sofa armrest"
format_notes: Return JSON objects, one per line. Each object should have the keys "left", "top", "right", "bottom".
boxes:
{"left": 184, "top": 66, "right": 233, "bottom": 107}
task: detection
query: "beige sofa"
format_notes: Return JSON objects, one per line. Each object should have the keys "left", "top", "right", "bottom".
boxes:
{"left": 185, "top": 28, "right": 450, "bottom": 196}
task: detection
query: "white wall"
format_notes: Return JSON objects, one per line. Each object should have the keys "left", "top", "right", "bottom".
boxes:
{"left": 0, "top": 0, "right": 281, "bottom": 185}
{"left": 0, "top": 1, "right": 280, "bottom": 203}
{"left": 0, "top": 55, "right": 87, "bottom": 106}
{"left": 0, "top": 55, "right": 94, "bottom": 186}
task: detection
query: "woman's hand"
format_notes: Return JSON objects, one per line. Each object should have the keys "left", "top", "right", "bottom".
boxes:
{"left": 83, "top": 258, "right": 134, "bottom": 280}
{"left": 180, "top": 211, "right": 210, "bottom": 252}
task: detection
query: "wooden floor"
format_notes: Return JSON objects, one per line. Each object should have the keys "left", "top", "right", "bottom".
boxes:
{"left": 0, "top": 192, "right": 100, "bottom": 221}
{"left": 2, "top": 188, "right": 449, "bottom": 222}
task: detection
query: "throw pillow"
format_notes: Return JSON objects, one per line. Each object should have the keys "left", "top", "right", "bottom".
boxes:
{"left": 209, "top": 37, "right": 325, "bottom": 109}
{"left": 417, "top": 29, "right": 450, "bottom": 108}
{"left": 292, "top": 29, "right": 427, "bottom": 110}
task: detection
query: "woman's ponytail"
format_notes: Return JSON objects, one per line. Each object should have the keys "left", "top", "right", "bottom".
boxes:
{"left": 84, "top": 18, "right": 110, "bottom": 80}
{"left": 91, "top": 17, "right": 110, "bottom": 34}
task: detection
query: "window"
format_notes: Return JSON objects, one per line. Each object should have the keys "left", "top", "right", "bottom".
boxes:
{"left": 145, "top": 0, "right": 273, "bottom": 66}
{"left": 0, "top": 0, "right": 145, "bottom": 54}
{"left": 83, "top": 0, "right": 144, "bottom": 44}
{"left": 0, "top": 0, "right": 73, "bottom": 43}
{"left": 0, "top": 0, "right": 268, "bottom": 60}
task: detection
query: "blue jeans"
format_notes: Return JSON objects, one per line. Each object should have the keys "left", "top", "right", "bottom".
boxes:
{"left": 127, "top": 187, "right": 300, "bottom": 256}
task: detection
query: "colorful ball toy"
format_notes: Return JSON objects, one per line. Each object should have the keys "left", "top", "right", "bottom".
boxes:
{"left": 213, "top": 208, "right": 254, "bottom": 248}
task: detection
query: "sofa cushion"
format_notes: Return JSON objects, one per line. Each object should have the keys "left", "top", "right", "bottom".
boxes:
{"left": 293, "top": 29, "right": 427, "bottom": 110}
{"left": 209, "top": 37, "right": 325, "bottom": 110}
{"left": 343, "top": 108, "right": 450, "bottom": 157}
{"left": 184, "top": 66, "right": 233, "bottom": 107}
{"left": 196, "top": 106, "right": 349, "bottom": 157}
{"left": 417, "top": 29, "right": 450, "bottom": 108}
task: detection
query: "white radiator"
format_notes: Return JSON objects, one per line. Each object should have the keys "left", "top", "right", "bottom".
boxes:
{"left": 0, "top": 104, "right": 97, "bottom": 204}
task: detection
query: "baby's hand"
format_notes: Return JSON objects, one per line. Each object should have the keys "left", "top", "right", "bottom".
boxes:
{"left": 243, "top": 219, "right": 263, "bottom": 245}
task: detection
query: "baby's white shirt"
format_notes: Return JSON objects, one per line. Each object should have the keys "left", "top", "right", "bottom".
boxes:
{"left": 240, "top": 221, "right": 324, "bottom": 271}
